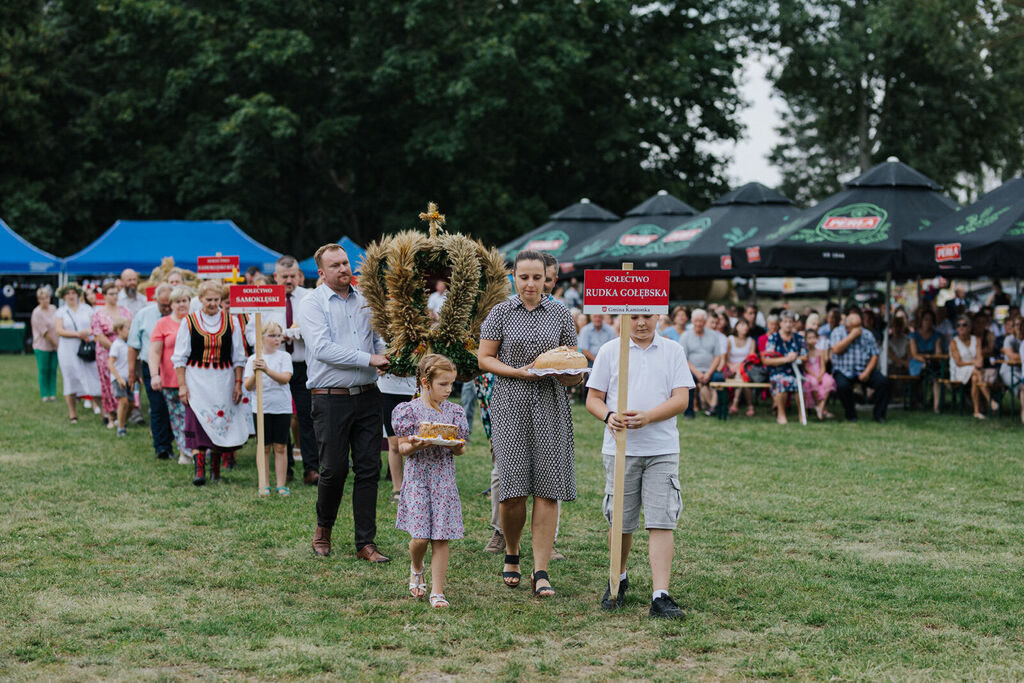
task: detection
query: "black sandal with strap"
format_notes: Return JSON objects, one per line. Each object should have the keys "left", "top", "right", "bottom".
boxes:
{"left": 502, "top": 554, "right": 521, "bottom": 588}
{"left": 531, "top": 570, "right": 555, "bottom": 598}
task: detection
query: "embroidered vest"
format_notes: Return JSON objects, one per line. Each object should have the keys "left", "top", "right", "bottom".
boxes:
{"left": 185, "top": 313, "right": 233, "bottom": 369}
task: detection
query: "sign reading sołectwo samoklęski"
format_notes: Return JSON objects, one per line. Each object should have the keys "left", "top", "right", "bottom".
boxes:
{"left": 197, "top": 255, "right": 240, "bottom": 279}
{"left": 229, "top": 284, "right": 286, "bottom": 314}
{"left": 582, "top": 269, "right": 670, "bottom": 315}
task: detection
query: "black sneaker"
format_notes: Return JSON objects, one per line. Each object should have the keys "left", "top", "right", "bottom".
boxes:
{"left": 649, "top": 594, "right": 685, "bottom": 619}
{"left": 601, "top": 577, "right": 629, "bottom": 610}
{"left": 156, "top": 450, "right": 171, "bottom": 460}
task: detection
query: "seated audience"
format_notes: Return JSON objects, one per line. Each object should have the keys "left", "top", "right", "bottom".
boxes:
{"left": 762, "top": 310, "right": 807, "bottom": 425}
{"left": 909, "top": 308, "right": 944, "bottom": 413}
{"left": 726, "top": 318, "right": 756, "bottom": 416}
{"left": 680, "top": 309, "right": 724, "bottom": 417}
{"left": 802, "top": 328, "right": 835, "bottom": 420}
{"left": 830, "top": 308, "right": 889, "bottom": 423}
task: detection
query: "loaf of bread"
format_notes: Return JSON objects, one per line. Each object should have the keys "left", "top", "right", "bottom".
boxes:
{"left": 417, "top": 421, "right": 459, "bottom": 441}
{"left": 534, "top": 345, "right": 587, "bottom": 370}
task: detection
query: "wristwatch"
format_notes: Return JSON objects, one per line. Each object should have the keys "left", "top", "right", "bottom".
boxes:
{"left": 603, "top": 410, "right": 613, "bottom": 423}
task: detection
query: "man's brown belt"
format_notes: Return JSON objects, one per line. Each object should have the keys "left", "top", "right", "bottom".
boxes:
{"left": 311, "top": 385, "right": 376, "bottom": 396}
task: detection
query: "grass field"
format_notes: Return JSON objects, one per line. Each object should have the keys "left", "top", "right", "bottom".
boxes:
{"left": 2, "top": 353, "right": 1023, "bottom": 680}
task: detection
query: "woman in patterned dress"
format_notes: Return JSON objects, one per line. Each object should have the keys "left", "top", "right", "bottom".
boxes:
{"left": 478, "top": 250, "right": 584, "bottom": 598}
{"left": 393, "top": 354, "right": 469, "bottom": 608}
{"left": 92, "top": 281, "right": 133, "bottom": 428}
{"left": 763, "top": 310, "right": 808, "bottom": 425}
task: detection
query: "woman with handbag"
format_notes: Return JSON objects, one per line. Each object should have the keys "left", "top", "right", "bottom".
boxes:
{"left": 91, "top": 281, "right": 133, "bottom": 429}
{"left": 54, "top": 283, "right": 102, "bottom": 423}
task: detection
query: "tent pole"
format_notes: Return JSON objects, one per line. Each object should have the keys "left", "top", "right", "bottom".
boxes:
{"left": 881, "top": 271, "right": 892, "bottom": 375}
{"left": 751, "top": 275, "right": 757, "bottom": 305}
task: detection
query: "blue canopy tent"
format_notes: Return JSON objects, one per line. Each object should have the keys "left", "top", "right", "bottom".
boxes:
{"left": 0, "top": 219, "right": 62, "bottom": 275}
{"left": 63, "top": 220, "right": 281, "bottom": 275}
{"left": 298, "top": 236, "right": 366, "bottom": 278}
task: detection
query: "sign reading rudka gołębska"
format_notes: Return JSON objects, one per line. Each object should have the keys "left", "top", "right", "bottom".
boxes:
{"left": 197, "top": 255, "right": 241, "bottom": 280}
{"left": 229, "top": 284, "right": 286, "bottom": 315}
{"left": 582, "top": 269, "right": 670, "bottom": 315}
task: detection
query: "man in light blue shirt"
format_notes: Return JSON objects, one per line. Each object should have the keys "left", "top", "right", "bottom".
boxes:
{"left": 578, "top": 314, "right": 616, "bottom": 366}
{"left": 127, "top": 283, "right": 173, "bottom": 459}
{"left": 299, "top": 244, "right": 391, "bottom": 564}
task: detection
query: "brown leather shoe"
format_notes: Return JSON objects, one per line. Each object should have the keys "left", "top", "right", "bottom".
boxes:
{"left": 355, "top": 543, "right": 390, "bottom": 563}
{"left": 312, "top": 526, "right": 331, "bottom": 557}
{"left": 303, "top": 470, "right": 320, "bottom": 486}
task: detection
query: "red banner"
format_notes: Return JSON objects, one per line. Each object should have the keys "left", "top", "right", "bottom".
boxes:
{"left": 720, "top": 255, "right": 733, "bottom": 271}
{"left": 745, "top": 246, "right": 761, "bottom": 263}
{"left": 229, "top": 284, "right": 286, "bottom": 314}
{"left": 197, "top": 255, "right": 240, "bottom": 279}
{"left": 582, "top": 269, "right": 670, "bottom": 315}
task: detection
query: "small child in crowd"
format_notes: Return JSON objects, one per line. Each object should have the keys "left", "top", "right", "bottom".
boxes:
{"left": 107, "top": 318, "right": 132, "bottom": 437}
{"left": 243, "top": 322, "right": 294, "bottom": 496}
{"left": 393, "top": 354, "right": 469, "bottom": 608}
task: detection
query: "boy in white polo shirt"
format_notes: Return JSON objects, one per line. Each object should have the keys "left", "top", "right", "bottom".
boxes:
{"left": 586, "top": 313, "right": 694, "bottom": 619}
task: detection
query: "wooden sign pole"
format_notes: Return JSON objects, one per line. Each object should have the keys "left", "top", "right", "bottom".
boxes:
{"left": 254, "top": 312, "right": 269, "bottom": 493}
{"left": 608, "top": 262, "right": 633, "bottom": 600}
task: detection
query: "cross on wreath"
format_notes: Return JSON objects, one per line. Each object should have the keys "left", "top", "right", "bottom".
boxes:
{"left": 418, "top": 202, "right": 446, "bottom": 238}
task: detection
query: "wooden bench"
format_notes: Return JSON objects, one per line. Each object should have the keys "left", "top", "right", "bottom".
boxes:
{"left": 709, "top": 381, "right": 772, "bottom": 420}
{"left": 937, "top": 378, "right": 968, "bottom": 415}
{"left": 888, "top": 374, "right": 919, "bottom": 408}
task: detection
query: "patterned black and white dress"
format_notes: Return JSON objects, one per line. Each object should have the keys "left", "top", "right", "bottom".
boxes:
{"left": 480, "top": 296, "right": 578, "bottom": 502}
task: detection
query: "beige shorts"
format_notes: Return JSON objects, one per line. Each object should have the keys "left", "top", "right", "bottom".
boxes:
{"left": 602, "top": 453, "right": 682, "bottom": 533}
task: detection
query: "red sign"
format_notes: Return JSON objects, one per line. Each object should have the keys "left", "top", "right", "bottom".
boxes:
{"left": 663, "top": 228, "right": 702, "bottom": 244}
{"left": 145, "top": 286, "right": 157, "bottom": 302}
{"left": 822, "top": 216, "right": 880, "bottom": 230}
{"left": 746, "top": 246, "right": 761, "bottom": 263}
{"left": 619, "top": 233, "right": 660, "bottom": 247}
{"left": 582, "top": 269, "right": 670, "bottom": 315}
{"left": 525, "top": 239, "right": 564, "bottom": 251}
{"left": 720, "top": 255, "right": 733, "bottom": 271}
{"left": 197, "top": 255, "right": 240, "bottom": 279}
{"left": 229, "top": 284, "right": 286, "bottom": 314}
{"left": 935, "top": 243, "right": 962, "bottom": 263}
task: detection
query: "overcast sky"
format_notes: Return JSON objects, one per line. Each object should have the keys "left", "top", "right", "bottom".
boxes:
{"left": 713, "top": 56, "right": 784, "bottom": 188}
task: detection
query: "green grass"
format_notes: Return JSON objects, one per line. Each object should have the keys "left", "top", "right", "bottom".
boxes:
{"left": 1, "top": 353, "right": 1023, "bottom": 680}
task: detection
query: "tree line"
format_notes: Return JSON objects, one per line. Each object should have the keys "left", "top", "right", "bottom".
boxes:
{"left": 1, "top": 1, "right": 1021, "bottom": 258}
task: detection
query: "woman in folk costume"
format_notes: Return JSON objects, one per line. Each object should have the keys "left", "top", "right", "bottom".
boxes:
{"left": 171, "top": 280, "right": 248, "bottom": 486}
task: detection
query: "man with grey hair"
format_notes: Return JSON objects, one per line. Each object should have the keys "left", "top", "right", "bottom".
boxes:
{"left": 679, "top": 308, "right": 725, "bottom": 418}
{"left": 247, "top": 255, "right": 319, "bottom": 485}
{"left": 127, "top": 283, "right": 174, "bottom": 459}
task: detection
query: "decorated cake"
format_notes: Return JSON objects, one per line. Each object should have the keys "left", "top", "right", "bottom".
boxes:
{"left": 418, "top": 421, "right": 459, "bottom": 441}
{"left": 534, "top": 346, "right": 587, "bottom": 371}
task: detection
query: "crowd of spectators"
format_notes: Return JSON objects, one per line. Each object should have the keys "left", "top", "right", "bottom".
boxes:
{"left": 552, "top": 278, "right": 1023, "bottom": 425}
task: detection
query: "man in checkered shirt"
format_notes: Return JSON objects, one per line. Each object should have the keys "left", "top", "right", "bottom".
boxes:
{"left": 829, "top": 307, "right": 890, "bottom": 423}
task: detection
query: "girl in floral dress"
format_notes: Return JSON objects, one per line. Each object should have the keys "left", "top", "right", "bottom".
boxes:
{"left": 393, "top": 354, "right": 469, "bottom": 608}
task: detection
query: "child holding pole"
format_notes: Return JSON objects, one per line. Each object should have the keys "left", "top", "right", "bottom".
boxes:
{"left": 243, "top": 321, "right": 294, "bottom": 496}
{"left": 586, "top": 313, "right": 694, "bottom": 619}
{"left": 107, "top": 318, "right": 132, "bottom": 437}
{"left": 392, "top": 354, "right": 469, "bottom": 608}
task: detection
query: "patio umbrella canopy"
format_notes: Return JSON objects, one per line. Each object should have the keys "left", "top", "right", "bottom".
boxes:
{"left": 557, "top": 190, "right": 698, "bottom": 274}
{"left": 499, "top": 198, "right": 619, "bottom": 262}
{"left": 731, "top": 160, "right": 958, "bottom": 277}
{"left": 298, "top": 236, "right": 366, "bottom": 278}
{"left": 902, "top": 177, "right": 1024, "bottom": 276}
{"left": 625, "top": 182, "right": 798, "bottom": 277}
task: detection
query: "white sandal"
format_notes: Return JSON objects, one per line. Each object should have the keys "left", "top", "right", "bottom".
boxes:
{"left": 429, "top": 593, "right": 449, "bottom": 608}
{"left": 409, "top": 565, "right": 426, "bottom": 598}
